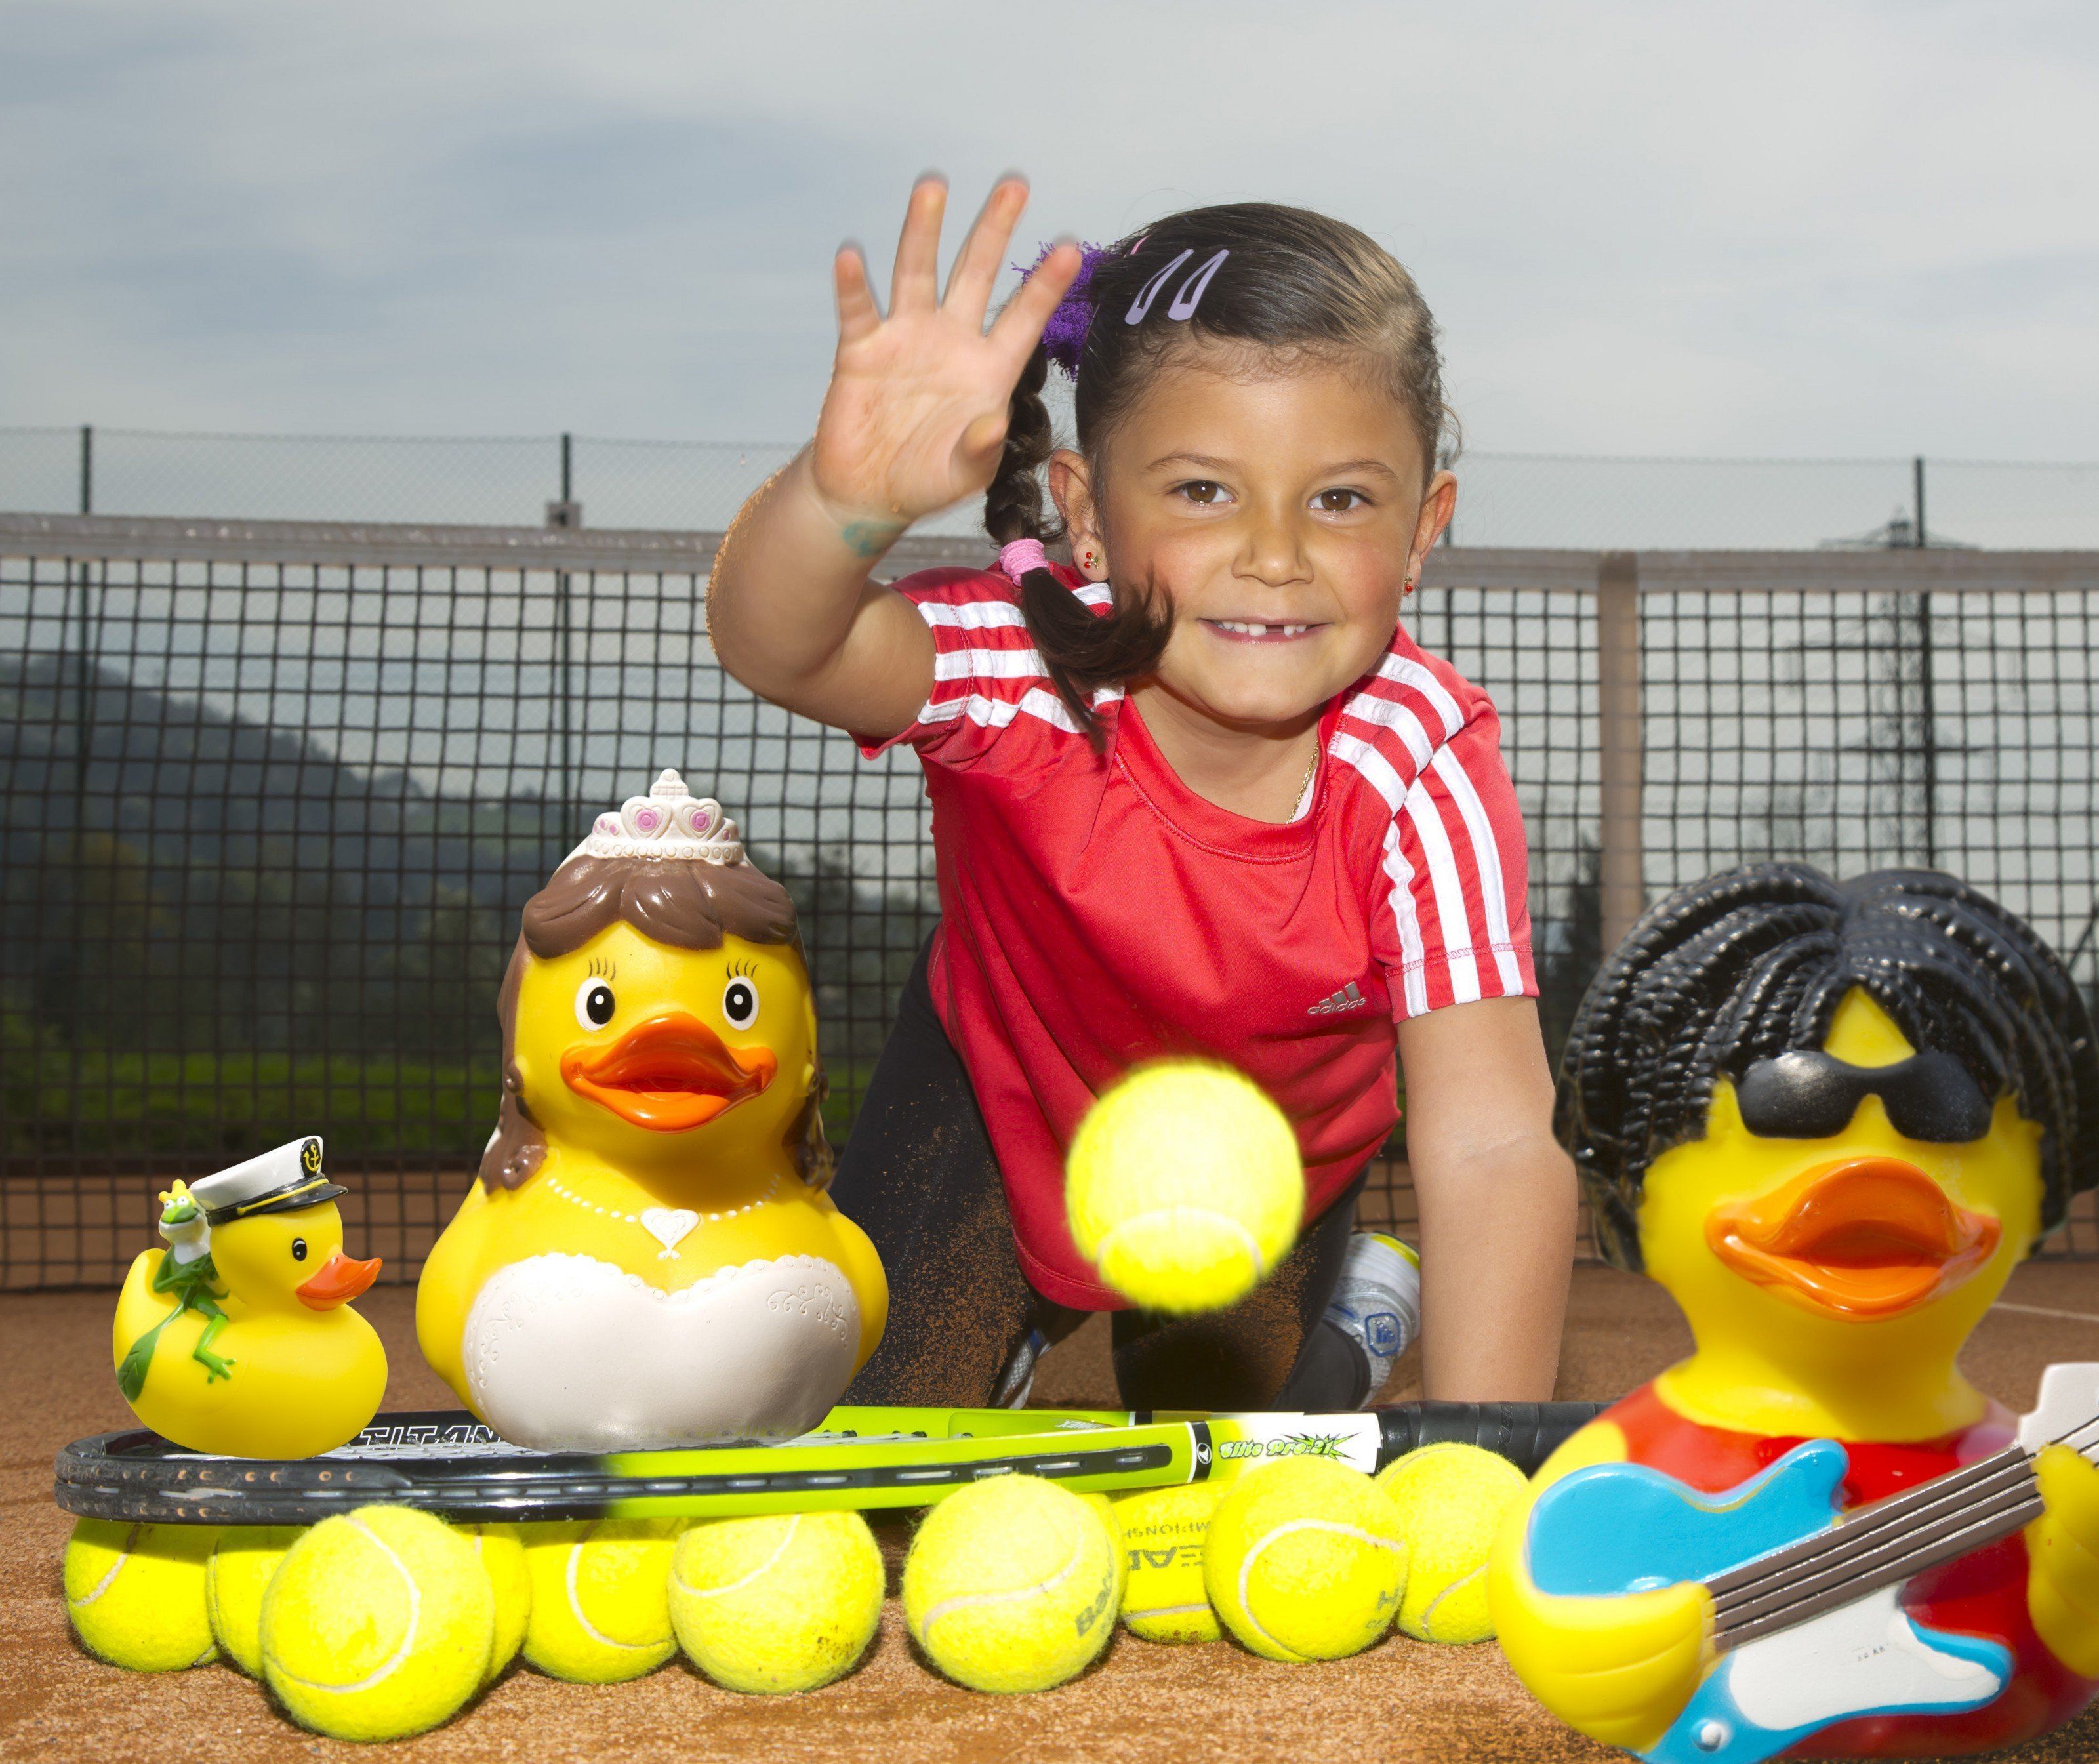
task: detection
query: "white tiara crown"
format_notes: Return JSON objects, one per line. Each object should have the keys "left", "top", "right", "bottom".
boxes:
{"left": 570, "top": 769, "right": 744, "bottom": 865}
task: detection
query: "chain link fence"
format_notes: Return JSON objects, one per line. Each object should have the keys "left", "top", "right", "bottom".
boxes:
{"left": 7, "top": 426, "right": 2099, "bottom": 549}
{"left": 3, "top": 511, "right": 2094, "bottom": 1289}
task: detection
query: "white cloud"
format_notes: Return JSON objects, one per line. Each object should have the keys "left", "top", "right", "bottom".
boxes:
{"left": 2, "top": 0, "right": 2095, "bottom": 458}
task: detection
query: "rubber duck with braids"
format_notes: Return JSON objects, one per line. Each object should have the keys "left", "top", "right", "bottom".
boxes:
{"left": 1489, "top": 863, "right": 2099, "bottom": 1759}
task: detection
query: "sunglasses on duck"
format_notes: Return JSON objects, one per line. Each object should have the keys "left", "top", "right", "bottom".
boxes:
{"left": 1734, "top": 1049, "right": 1995, "bottom": 1144}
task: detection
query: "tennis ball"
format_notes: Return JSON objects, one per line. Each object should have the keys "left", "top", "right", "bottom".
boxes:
{"left": 1067, "top": 1059, "right": 1304, "bottom": 1314}
{"left": 1204, "top": 1458, "right": 1408, "bottom": 1662}
{"left": 466, "top": 1522, "right": 531, "bottom": 1682}
{"left": 1080, "top": 1492, "right": 1127, "bottom": 1615}
{"left": 1113, "top": 1483, "right": 1226, "bottom": 1644}
{"left": 669, "top": 1510, "right": 884, "bottom": 1693}
{"left": 903, "top": 1475, "right": 1119, "bottom": 1693}
{"left": 1374, "top": 1443, "right": 1529, "bottom": 1643}
{"left": 207, "top": 1525, "right": 305, "bottom": 1677}
{"left": 520, "top": 1517, "right": 678, "bottom": 1683}
{"left": 64, "top": 1519, "right": 220, "bottom": 1672}
{"left": 260, "top": 1506, "right": 495, "bottom": 1742}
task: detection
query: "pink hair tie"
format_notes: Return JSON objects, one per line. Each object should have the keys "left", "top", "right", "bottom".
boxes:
{"left": 998, "top": 538, "right": 1052, "bottom": 582}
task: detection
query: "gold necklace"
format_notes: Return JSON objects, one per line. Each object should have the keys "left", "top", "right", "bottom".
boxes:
{"left": 1294, "top": 741, "right": 1320, "bottom": 814}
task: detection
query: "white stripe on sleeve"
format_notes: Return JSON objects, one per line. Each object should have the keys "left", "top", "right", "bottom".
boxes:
{"left": 1380, "top": 821, "right": 1429, "bottom": 1017}
{"left": 1401, "top": 775, "right": 1482, "bottom": 1005}
{"left": 1430, "top": 745, "right": 1524, "bottom": 995}
{"left": 933, "top": 647, "right": 1048, "bottom": 682}
{"left": 1337, "top": 691, "right": 1436, "bottom": 770}
{"left": 1329, "top": 731, "right": 1405, "bottom": 810}
{"left": 916, "top": 686, "right": 1080, "bottom": 734}
{"left": 916, "top": 599, "right": 1029, "bottom": 630}
{"left": 1377, "top": 654, "right": 1465, "bottom": 739}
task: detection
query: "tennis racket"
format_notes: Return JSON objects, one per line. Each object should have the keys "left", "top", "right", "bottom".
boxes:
{"left": 55, "top": 1399, "right": 1604, "bottom": 1527}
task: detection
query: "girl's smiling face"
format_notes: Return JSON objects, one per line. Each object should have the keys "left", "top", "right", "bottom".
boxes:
{"left": 1051, "top": 348, "right": 1455, "bottom": 737}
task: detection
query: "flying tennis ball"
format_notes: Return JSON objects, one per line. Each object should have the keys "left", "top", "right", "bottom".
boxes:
{"left": 1204, "top": 1458, "right": 1408, "bottom": 1662}
{"left": 207, "top": 1525, "right": 305, "bottom": 1677}
{"left": 903, "top": 1474, "right": 1119, "bottom": 1693}
{"left": 1374, "top": 1443, "right": 1529, "bottom": 1644}
{"left": 1113, "top": 1483, "right": 1226, "bottom": 1644}
{"left": 669, "top": 1510, "right": 884, "bottom": 1693}
{"left": 520, "top": 1517, "right": 678, "bottom": 1683}
{"left": 465, "top": 1522, "right": 531, "bottom": 1683}
{"left": 1066, "top": 1059, "right": 1303, "bottom": 1314}
{"left": 64, "top": 1519, "right": 220, "bottom": 1672}
{"left": 260, "top": 1506, "right": 495, "bottom": 1742}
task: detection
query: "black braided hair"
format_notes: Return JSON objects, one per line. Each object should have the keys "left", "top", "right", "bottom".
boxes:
{"left": 982, "top": 346, "right": 1167, "bottom": 743}
{"left": 1556, "top": 863, "right": 2099, "bottom": 1271}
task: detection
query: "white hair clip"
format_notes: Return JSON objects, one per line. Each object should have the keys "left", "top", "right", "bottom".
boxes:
{"left": 1124, "top": 248, "right": 1230, "bottom": 325}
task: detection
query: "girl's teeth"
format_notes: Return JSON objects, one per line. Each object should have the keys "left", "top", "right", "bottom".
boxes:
{"left": 1217, "top": 621, "right": 1310, "bottom": 636}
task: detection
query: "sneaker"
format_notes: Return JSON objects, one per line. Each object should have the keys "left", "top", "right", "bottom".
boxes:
{"left": 1322, "top": 1233, "right": 1421, "bottom": 1407}
{"left": 990, "top": 1324, "right": 1050, "bottom": 1410}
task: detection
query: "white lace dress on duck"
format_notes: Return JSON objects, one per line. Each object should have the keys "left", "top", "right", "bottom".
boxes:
{"left": 462, "top": 1251, "right": 861, "bottom": 1450}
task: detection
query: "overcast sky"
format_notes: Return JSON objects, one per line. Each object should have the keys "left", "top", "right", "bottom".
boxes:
{"left": 5, "top": 1, "right": 2096, "bottom": 461}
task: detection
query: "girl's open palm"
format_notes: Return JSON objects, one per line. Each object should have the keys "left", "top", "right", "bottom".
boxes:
{"left": 814, "top": 178, "right": 1081, "bottom": 528}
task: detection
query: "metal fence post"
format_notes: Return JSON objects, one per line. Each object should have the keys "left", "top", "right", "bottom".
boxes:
{"left": 79, "top": 425, "right": 92, "bottom": 515}
{"left": 1597, "top": 551, "right": 1644, "bottom": 947}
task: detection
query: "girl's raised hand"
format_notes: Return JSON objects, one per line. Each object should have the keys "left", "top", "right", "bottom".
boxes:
{"left": 813, "top": 177, "right": 1081, "bottom": 543}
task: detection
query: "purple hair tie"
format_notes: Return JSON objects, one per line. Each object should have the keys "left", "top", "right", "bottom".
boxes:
{"left": 1017, "top": 241, "right": 1110, "bottom": 379}
{"left": 998, "top": 538, "right": 1051, "bottom": 582}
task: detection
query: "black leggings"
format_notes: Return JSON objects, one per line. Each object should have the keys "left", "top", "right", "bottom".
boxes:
{"left": 831, "top": 933, "right": 1370, "bottom": 1411}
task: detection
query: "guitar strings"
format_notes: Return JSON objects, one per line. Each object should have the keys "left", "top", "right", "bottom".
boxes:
{"left": 1700, "top": 1412, "right": 2099, "bottom": 1651}
{"left": 1707, "top": 1410, "right": 2099, "bottom": 1601}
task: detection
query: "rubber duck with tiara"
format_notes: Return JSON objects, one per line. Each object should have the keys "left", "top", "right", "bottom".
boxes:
{"left": 415, "top": 769, "right": 888, "bottom": 1450}
{"left": 1489, "top": 864, "right": 2099, "bottom": 1761}
{"left": 112, "top": 1136, "right": 387, "bottom": 1457}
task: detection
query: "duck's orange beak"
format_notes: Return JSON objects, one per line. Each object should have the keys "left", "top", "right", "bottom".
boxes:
{"left": 560, "top": 1011, "right": 777, "bottom": 1132}
{"left": 1706, "top": 1157, "right": 2000, "bottom": 1319}
{"left": 296, "top": 1251, "right": 382, "bottom": 1310}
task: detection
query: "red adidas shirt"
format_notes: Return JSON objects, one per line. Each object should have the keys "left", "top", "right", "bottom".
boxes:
{"left": 861, "top": 560, "right": 1537, "bottom": 1309}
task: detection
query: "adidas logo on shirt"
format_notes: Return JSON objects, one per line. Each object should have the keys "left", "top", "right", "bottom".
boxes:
{"left": 1308, "top": 981, "right": 1370, "bottom": 1016}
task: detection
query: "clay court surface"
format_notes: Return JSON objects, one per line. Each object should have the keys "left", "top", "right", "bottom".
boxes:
{"left": 7, "top": 1265, "right": 2099, "bottom": 1764}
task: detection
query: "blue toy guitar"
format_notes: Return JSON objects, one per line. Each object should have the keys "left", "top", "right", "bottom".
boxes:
{"left": 1522, "top": 1364, "right": 2099, "bottom": 1764}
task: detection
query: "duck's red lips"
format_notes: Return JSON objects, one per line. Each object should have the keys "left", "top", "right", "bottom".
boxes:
{"left": 1706, "top": 1156, "right": 2000, "bottom": 1319}
{"left": 561, "top": 1012, "right": 776, "bottom": 1132}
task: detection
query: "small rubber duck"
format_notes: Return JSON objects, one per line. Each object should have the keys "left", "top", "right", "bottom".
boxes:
{"left": 1490, "top": 865, "right": 2099, "bottom": 1759}
{"left": 415, "top": 770, "right": 888, "bottom": 1451}
{"left": 113, "top": 1136, "right": 387, "bottom": 1458}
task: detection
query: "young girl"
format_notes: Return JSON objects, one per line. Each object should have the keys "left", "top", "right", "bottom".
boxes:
{"left": 709, "top": 178, "right": 1576, "bottom": 1412}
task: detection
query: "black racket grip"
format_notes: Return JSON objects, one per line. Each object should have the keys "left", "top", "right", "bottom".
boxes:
{"left": 1374, "top": 1400, "right": 1608, "bottom": 1476}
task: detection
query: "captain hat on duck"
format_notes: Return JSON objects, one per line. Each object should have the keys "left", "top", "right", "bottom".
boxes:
{"left": 190, "top": 1136, "right": 347, "bottom": 1225}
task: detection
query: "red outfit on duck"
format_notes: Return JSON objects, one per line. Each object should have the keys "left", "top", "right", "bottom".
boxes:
{"left": 1608, "top": 1381, "right": 2098, "bottom": 1756}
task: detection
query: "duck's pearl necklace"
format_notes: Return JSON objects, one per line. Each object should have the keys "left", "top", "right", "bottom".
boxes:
{"left": 540, "top": 1172, "right": 783, "bottom": 1258}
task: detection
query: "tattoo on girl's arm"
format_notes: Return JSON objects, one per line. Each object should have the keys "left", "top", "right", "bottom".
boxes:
{"left": 840, "top": 518, "right": 907, "bottom": 559}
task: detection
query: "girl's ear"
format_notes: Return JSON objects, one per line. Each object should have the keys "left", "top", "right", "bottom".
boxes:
{"left": 1048, "top": 449, "right": 1104, "bottom": 580}
{"left": 1408, "top": 468, "right": 1458, "bottom": 581}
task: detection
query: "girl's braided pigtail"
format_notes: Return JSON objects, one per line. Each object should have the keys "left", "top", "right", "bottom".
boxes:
{"left": 986, "top": 347, "right": 1170, "bottom": 747}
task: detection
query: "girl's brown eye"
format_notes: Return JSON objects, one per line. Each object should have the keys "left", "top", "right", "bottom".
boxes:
{"left": 1180, "top": 481, "right": 1225, "bottom": 504}
{"left": 1317, "top": 489, "right": 1367, "bottom": 513}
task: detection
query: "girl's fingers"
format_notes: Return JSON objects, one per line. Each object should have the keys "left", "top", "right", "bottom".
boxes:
{"left": 889, "top": 176, "right": 947, "bottom": 315}
{"left": 834, "top": 244, "right": 880, "bottom": 344}
{"left": 987, "top": 237, "right": 1083, "bottom": 363}
{"left": 943, "top": 176, "right": 1029, "bottom": 321}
